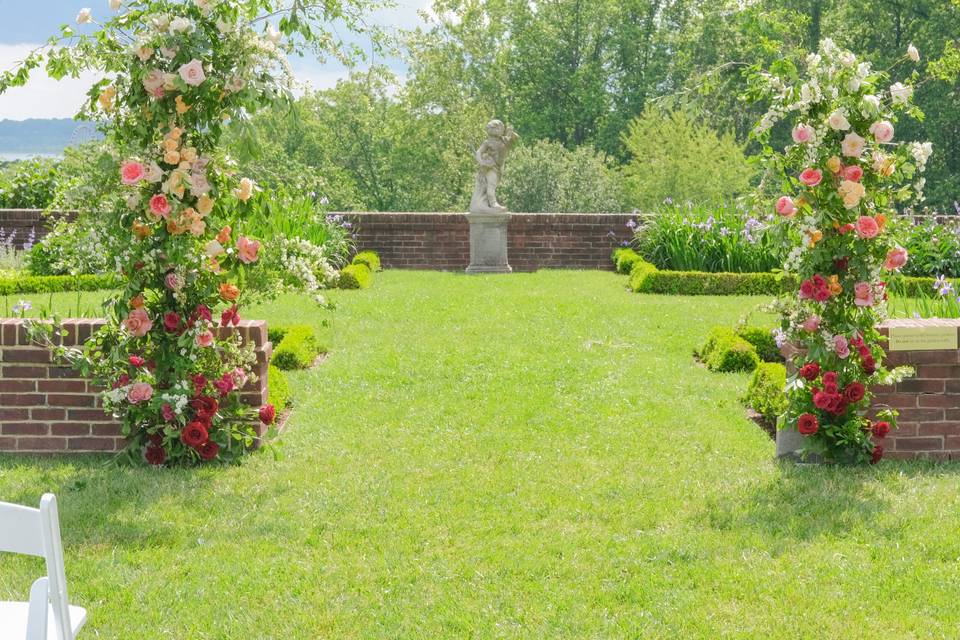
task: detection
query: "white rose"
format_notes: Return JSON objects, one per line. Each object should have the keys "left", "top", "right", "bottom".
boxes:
{"left": 841, "top": 132, "right": 866, "bottom": 159}
{"left": 908, "top": 44, "right": 920, "bottom": 62}
{"left": 76, "top": 8, "right": 93, "bottom": 24}
{"left": 109, "top": 0, "right": 122, "bottom": 10}
{"left": 178, "top": 59, "right": 206, "bottom": 87}
{"left": 839, "top": 52, "right": 856, "bottom": 67}
{"left": 169, "top": 17, "right": 195, "bottom": 34}
{"left": 847, "top": 77, "right": 862, "bottom": 92}
{"left": 194, "top": 0, "right": 214, "bottom": 15}
{"left": 861, "top": 94, "right": 880, "bottom": 115}
{"left": 827, "top": 110, "right": 850, "bottom": 131}
{"left": 216, "top": 19, "right": 234, "bottom": 34}
{"left": 150, "top": 14, "right": 170, "bottom": 31}
{"left": 890, "top": 82, "right": 913, "bottom": 105}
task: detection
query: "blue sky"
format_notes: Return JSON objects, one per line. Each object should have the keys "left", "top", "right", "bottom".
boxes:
{"left": 0, "top": 0, "right": 429, "bottom": 120}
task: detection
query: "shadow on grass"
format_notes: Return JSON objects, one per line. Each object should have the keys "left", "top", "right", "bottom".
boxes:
{"left": 702, "top": 458, "right": 960, "bottom": 544}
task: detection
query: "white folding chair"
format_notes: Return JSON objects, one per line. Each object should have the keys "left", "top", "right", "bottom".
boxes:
{"left": 0, "top": 494, "right": 86, "bottom": 639}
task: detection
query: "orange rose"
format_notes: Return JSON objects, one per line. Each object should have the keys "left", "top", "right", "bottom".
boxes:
{"left": 219, "top": 282, "right": 240, "bottom": 301}
{"left": 216, "top": 225, "right": 231, "bottom": 244}
{"left": 132, "top": 221, "right": 153, "bottom": 239}
{"left": 129, "top": 295, "right": 145, "bottom": 309}
{"left": 876, "top": 214, "right": 887, "bottom": 230}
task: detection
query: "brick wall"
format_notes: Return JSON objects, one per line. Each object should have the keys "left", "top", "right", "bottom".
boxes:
{"left": 346, "top": 212, "right": 636, "bottom": 271}
{"left": 0, "top": 319, "right": 271, "bottom": 454}
{"left": 876, "top": 319, "right": 960, "bottom": 460}
{"left": 0, "top": 209, "right": 71, "bottom": 249}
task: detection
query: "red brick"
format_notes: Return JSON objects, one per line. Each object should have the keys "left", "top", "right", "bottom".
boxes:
{"left": 30, "top": 408, "right": 65, "bottom": 420}
{"left": 0, "top": 408, "right": 30, "bottom": 421}
{"left": 38, "top": 380, "right": 87, "bottom": 393}
{"left": 918, "top": 422, "right": 960, "bottom": 437}
{"left": 894, "top": 436, "right": 944, "bottom": 451}
{"left": 0, "top": 393, "right": 44, "bottom": 406}
{"left": 1, "top": 349, "right": 51, "bottom": 363}
{"left": 67, "top": 437, "right": 116, "bottom": 451}
{"left": 67, "top": 408, "right": 113, "bottom": 421}
{"left": 46, "top": 394, "right": 96, "bottom": 407}
{"left": 51, "top": 424, "right": 90, "bottom": 436}
{"left": 2, "top": 366, "right": 47, "bottom": 378}
{"left": 898, "top": 379, "right": 946, "bottom": 394}
{"left": 0, "top": 436, "right": 16, "bottom": 450}
{"left": 91, "top": 424, "right": 122, "bottom": 436}
{"left": 0, "top": 380, "right": 36, "bottom": 393}
{"left": 2, "top": 423, "right": 49, "bottom": 435}
{"left": 16, "top": 437, "right": 67, "bottom": 451}
{"left": 919, "top": 394, "right": 960, "bottom": 408}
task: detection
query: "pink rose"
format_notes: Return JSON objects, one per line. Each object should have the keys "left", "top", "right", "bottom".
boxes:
{"left": 164, "top": 272, "right": 184, "bottom": 291}
{"left": 775, "top": 196, "right": 797, "bottom": 217}
{"left": 799, "top": 168, "right": 823, "bottom": 187}
{"left": 802, "top": 315, "right": 821, "bottom": 332}
{"left": 141, "top": 69, "right": 165, "bottom": 93}
{"left": 855, "top": 216, "right": 880, "bottom": 239}
{"left": 843, "top": 165, "right": 863, "bottom": 182}
{"left": 161, "top": 403, "right": 176, "bottom": 421}
{"left": 149, "top": 193, "right": 171, "bottom": 218}
{"left": 869, "top": 120, "right": 895, "bottom": 143}
{"left": 884, "top": 247, "right": 908, "bottom": 270}
{"left": 841, "top": 132, "right": 866, "bottom": 158}
{"left": 127, "top": 382, "right": 154, "bottom": 404}
{"left": 123, "top": 308, "right": 153, "bottom": 337}
{"left": 833, "top": 335, "right": 850, "bottom": 359}
{"left": 792, "top": 124, "right": 814, "bottom": 144}
{"left": 195, "top": 330, "right": 214, "bottom": 348}
{"left": 236, "top": 236, "right": 260, "bottom": 264}
{"left": 230, "top": 367, "right": 248, "bottom": 389}
{"left": 854, "top": 282, "right": 874, "bottom": 307}
{"left": 121, "top": 161, "right": 145, "bottom": 185}
{"left": 178, "top": 59, "right": 206, "bottom": 87}
{"left": 189, "top": 173, "right": 211, "bottom": 196}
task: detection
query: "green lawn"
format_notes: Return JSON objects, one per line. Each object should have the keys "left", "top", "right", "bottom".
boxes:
{"left": 3, "top": 270, "right": 960, "bottom": 638}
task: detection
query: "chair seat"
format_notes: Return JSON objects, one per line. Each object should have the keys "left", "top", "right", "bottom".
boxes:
{"left": 0, "top": 601, "right": 86, "bottom": 639}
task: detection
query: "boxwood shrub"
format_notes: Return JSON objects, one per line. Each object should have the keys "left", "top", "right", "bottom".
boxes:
{"left": 338, "top": 263, "right": 373, "bottom": 289}
{"left": 611, "top": 247, "right": 643, "bottom": 275}
{"left": 698, "top": 327, "right": 760, "bottom": 373}
{"left": 271, "top": 324, "right": 325, "bottom": 370}
{"left": 745, "top": 362, "right": 788, "bottom": 421}
{"left": 267, "top": 364, "right": 291, "bottom": 414}
{"left": 736, "top": 326, "right": 782, "bottom": 363}
{"left": 0, "top": 273, "right": 119, "bottom": 295}
{"left": 352, "top": 250, "right": 382, "bottom": 272}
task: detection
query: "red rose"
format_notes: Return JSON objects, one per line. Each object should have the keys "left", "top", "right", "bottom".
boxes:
{"left": 863, "top": 356, "right": 876, "bottom": 374}
{"left": 799, "top": 363, "right": 820, "bottom": 381}
{"left": 799, "top": 280, "right": 815, "bottom": 299}
{"left": 181, "top": 421, "right": 209, "bottom": 448}
{"left": 822, "top": 371, "right": 838, "bottom": 386}
{"left": 163, "top": 311, "right": 181, "bottom": 332}
{"left": 813, "top": 391, "right": 832, "bottom": 410}
{"left": 870, "top": 445, "right": 884, "bottom": 464}
{"left": 259, "top": 403, "right": 276, "bottom": 425}
{"left": 198, "top": 440, "right": 219, "bottom": 461}
{"left": 844, "top": 382, "right": 866, "bottom": 403}
{"left": 813, "top": 286, "right": 830, "bottom": 302}
{"left": 191, "top": 373, "right": 207, "bottom": 394}
{"left": 812, "top": 275, "right": 826, "bottom": 288}
{"left": 193, "top": 304, "right": 212, "bottom": 324}
{"left": 872, "top": 421, "right": 890, "bottom": 438}
{"left": 190, "top": 396, "right": 219, "bottom": 420}
{"left": 797, "top": 413, "right": 819, "bottom": 436}
{"left": 833, "top": 257, "right": 849, "bottom": 272}
{"left": 145, "top": 444, "right": 166, "bottom": 465}
{"left": 113, "top": 373, "right": 131, "bottom": 389}
{"left": 147, "top": 433, "right": 163, "bottom": 446}
{"left": 129, "top": 355, "right": 146, "bottom": 367}
{"left": 213, "top": 373, "right": 234, "bottom": 396}
{"left": 221, "top": 304, "right": 241, "bottom": 327}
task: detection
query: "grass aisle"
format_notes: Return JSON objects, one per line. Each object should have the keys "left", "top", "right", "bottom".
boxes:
{"left": 2, "top": 271, "right": 960, "bottom": 638}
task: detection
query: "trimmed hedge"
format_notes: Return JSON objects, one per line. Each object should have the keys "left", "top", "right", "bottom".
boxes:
{"left": 338, "top": 263, "right": 373, "bottom": 290}
{"left": 271, "top": 324, "right": 324, "bottom": 370}
{"left": 611, "top": 247, "right": 643, "bottom": 275}
{"left": 267, "top": 326, "right": 288, "bottom": 345}
{"left": 736, "top": 326, "right": 782, "bottom": 363}
{"left": 0, "top": 274, "right": 119, "bottom": 295}
{"left": 267, "top": 364, "right": 291, "bottom": 414}
{"left": 745, "top": 362, "right": 788, "bottom": 421}
{"left": 698, "top": 327, "right": 760, "bottom": 373}
{"left": 352, "top": 250, "right": 382, "bottom": 272}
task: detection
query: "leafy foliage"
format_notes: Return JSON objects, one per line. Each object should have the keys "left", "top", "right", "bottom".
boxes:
{"left": 272, "top": 324, "right": 324, "bottom": 370}
{"left": 746, "top": 362, "right": 789, "bottom": 421}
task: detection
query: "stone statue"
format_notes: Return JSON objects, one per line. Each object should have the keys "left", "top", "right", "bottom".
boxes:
{"left": 469, "top": 119, "right": 518, "bottom": 214}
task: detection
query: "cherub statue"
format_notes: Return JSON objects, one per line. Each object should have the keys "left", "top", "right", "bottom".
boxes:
{"left": 469, "top": 119, "right": 519, "bottom": 214}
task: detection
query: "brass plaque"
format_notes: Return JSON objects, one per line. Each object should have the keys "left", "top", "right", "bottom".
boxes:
{"left": 888, "top": 326, "right": 958, "bottom": 351}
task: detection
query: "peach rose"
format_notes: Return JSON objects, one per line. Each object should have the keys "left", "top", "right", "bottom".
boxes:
{"left": 799, "top": 168, "right": 823, "bottom": 187}
{"left": 121, "top": 160, "right": 145, "bottom": 185}
{"left": 127, "top": 382, "right": 154, "bottom": 404}
{"left": 142, "top": 69, "right": 165, "bottom": 93}
{"left": 195, "top": 331, "right": 214, "bottom": 348}
{"left": 235, "top": 177, "right": 255, "bottom": 202}
{"left": 854, "top": 282, "right": 874, "bottom": 307}
{"left": 217, "top": 225, "right": 231, "bottom": 244}
{"left": 841, "top": 132, "right": 866, "bottom": 158}
{"left": 838, "top": 179, "right": 866, "bottom": 209}
{"left": 855, "top": 216, "right": 880, "bottom": 239}
{"left": 123, "top": 308, "right": 153, "bottom": 337}
{"left": 197, "top": 194, "right": 214, "bottom": 216}
{"left": 178, "top": 59, "right": 206, "bottom": 87}
{"left": 205, "top": 239, "right": 225, "bottom": 257}
{"left": 884, "top": 247, "right": 908, "bottom": 270}
{"left": 775, "top": 196, "right": 797, "bottom": 217}
{"left": 236, "top": 236, "right": 261, "bottom": 264}
{"left": 825, "top": 156, "right": 843, "bottom": 174}
{"left": 219, "top": 282, "right": 240, "bottom": 301}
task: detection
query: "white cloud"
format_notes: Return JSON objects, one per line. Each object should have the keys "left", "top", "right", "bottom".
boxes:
{"left": 0, "top": 44, "right": 98, "bottom": 120}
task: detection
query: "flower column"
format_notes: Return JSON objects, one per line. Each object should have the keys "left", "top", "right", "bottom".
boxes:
{"left": 753, "top": 39, "right": 931, "bottom": 464}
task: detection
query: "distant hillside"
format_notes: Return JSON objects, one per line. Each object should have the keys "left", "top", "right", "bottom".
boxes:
{"left": 0, "top": 119, "right": 102, "bottom": 157}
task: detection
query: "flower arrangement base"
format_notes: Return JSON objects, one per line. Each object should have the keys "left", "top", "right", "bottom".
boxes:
{"left": 0, "top": 318, "right": 272, "bottom": 455}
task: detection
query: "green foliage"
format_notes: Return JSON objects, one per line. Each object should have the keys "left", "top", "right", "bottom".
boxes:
{"left": 895, "top": 217, "right": 960, "bottom": 278}
{"left": 622, "top": 108, "right": 755, "bottom": 209}
{"left": 352, "top": 250, "right": 381, "bottom": 272}
{"left": 635, "top": 202, "right": 785, "bottom": 273}
{"left": 0, "top": 158, "right": 59, "bottom": 209}
{"left": 628, "top": 257, "right": 797, "bottom": 296}
{"left": 27, "top": 215, "right": 112, "bottom": 276}
{"left": 626, "top": 256, "right": 659, "bottom": 292}
{"left": 698, "top": 327, "right": 736, "bottom": 362}
{"left": 0, "top": 273, "right": 118, "bottom": 295}
{"left": 736, "top": 326, "right": 782, "bottom": 363}
{"left": 267, "top": 326, "right": 288, "bottom": 345}
{"left": 746, "top": 362, "right": 788, "bottom": 421}
{"left": 271, "top": 324, "right": 325, "bottom": 371}
{"left": 266, "top": 364, "right": 291, "bottom": 414}
{"left": 705, "top": 332, "right": 760, "bottom": 373}
{"left": 338, "top": 263, "right": 373, "bottom": 290}
{"left": 499, "top": 140, "right": 626, "bottom": 213}
{"left": 611, "top": 247, "right": 642, "bottom": 275}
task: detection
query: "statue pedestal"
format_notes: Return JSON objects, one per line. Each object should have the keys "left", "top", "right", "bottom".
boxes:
{"left": 466, "top": 212, "right": 512, "bottom": 274}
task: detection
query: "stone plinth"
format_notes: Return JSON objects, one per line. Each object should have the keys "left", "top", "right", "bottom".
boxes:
{"left": 465, "top": 212, "right": 512, "bottom": 274}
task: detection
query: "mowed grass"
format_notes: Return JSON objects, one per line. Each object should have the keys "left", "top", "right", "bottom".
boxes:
{"left": 3, "top": 270, "right": 960, "bottom": 638}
